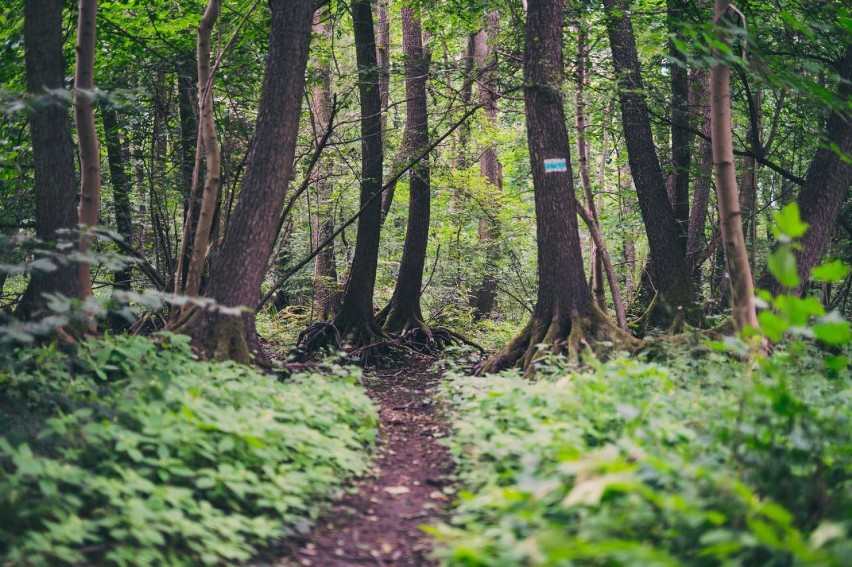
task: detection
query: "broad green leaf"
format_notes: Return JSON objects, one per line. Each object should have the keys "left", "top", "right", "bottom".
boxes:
{"left": 772, "top": 204, "right": 809, "bottom": 240}
{"left": 767, "top": 247, "right": 800, "bottom": 289}
{"left": 811, "top": 260, "right": 850, "bottom": 283}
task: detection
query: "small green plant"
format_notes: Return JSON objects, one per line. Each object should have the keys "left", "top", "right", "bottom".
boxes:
{"left": 0, "top": 334, "right": 378, "bottom": 565}
{"left": 431, "top": 204, "right": 851, "bottom": 566}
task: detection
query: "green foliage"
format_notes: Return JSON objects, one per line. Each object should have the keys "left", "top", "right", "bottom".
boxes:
{"left": 433, "top": 344, "right": 851, "bottom": 566}
{"left": 0, "top": 334, "right": 378, "bottom": 565}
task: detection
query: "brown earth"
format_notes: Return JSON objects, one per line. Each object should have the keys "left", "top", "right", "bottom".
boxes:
{"left": 255, "top": 356, "right": 455, "bottom": 566}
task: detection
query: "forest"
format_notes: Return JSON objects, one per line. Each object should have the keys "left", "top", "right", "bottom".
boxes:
{"left": 0, "top": 0, "right": 850, "bottom": 564}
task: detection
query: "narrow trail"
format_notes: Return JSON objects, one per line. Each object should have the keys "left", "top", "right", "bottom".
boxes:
{"left": 259, "top": 357, "right": 455, "bottom": 566}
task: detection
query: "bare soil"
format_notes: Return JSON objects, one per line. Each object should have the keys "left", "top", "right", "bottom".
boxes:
{"left": 256, "top": 356, "right": 455, "bottom": 566}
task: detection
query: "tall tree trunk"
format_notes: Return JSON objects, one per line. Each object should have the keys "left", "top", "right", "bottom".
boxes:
{"left": 471, "top": 10, "right": 502, "bottom": 320}
{"left": 667, "top": 0, "right": 691, "bottom": 241}
{"left": 377, "top": 6, "right": 431, "bottom": 335}
{"left": 176, "top": 57, "right": 199, "bottom": 291}
{"left": 573, "top": 17, "right": 607, "bottom": 313}
{"left": 740, "top": 89, "right": 760, "bottom": 271}
{"left": 603, "top": 0, "right": 697, "bottom": 328}
{"left": 376, "top": 0, "right": 395, "bottom": 219}
{"left": 17, "top": 0, "right": 80, "bottom": 317}
{"left": 687, "top": 68, "right": 713, "bottom": 282}
{"left": 310, "top": 9, "right": 341, "bottom": 320}
{"left": 180, "top": 0, "right": 314, "bottom": 362}
{"left": 481, "top": 0, "right": 634, "bottom": 375}
{"left": 74, "top": 0, "right": 101, "bottom": 301}
{"left": 759, "top": 46, "right": 852, "bottom": 296}
{"left": 710, "top": 0, "right": 759, "bottom": 333}
{"left": 328, "top": 0, "right": 385, "bottom": 346}
{"left": 184, "top": 0, "right": 221, "bottom": 298}
{"left": 102, "top": 106, "right": 133, "bottom": 292}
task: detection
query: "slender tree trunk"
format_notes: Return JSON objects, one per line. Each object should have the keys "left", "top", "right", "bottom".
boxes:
{"left": 180, "top": 0, "right": 315, "bottom": 362}
{"left": 74, "top": 0, "right": 101, "bottom": 301}
{"left": 376, "top": 0, "right": 395, "bottom": 219}
{"left": 740, "top": 89, "right": 760, "bottom": 270}
{"left": 102, "top": 106, "right": 133, "bottom": 291}
{"left": 377, "top": 6, "right": 431, "bottom": 334}
{"left": 310, "top": 9, "right": 341, "bottom": 320}
{"left": 710, "top": 0, "right": 759, "bottom": 333}
{"left": 603, "top": 0, "right": 697, "bottom": 327}
{"left": 687, "top": 68, "right": 713, "bottom": 282}
{"left": 185, "top": 0, "right": 221, "bottom": 298}
{"left": 759, "top": 46, "right": 852, "bottom": 295}
{"left": 667, "top": 0, "right": 691, "bottom": 241}
{"left": 329, "top": 0, "right": 386, "bottom": 345}
{"left": 481, "top": 0, "right": 634, "bottom": 375}
{"left": 176, "top": 58, "right": 199, "bottom": 290}
{"left": 17, "top": 0, "right": 80, "bottom": 317}
{"left": 574, "top": 18, "right": 607, "bottom": 313}
{"left": 471, "top": 10, "right": 502, "bottom": 320}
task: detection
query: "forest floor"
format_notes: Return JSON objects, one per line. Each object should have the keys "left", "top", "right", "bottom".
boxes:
{"left": 255, "top": 355, "right": 455, "bottom": 566}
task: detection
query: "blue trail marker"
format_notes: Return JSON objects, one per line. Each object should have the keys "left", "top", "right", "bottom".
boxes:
{"left": 544, "top": 158, "right": 567, "bottom": 173}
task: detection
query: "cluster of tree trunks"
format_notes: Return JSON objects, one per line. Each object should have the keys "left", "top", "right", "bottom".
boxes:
{"left": 12, "top": 0, "right": 851, "bottom": 368}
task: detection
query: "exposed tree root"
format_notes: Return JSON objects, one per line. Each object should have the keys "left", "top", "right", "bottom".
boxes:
{"left": 477, "top": 307, "right": 639, "bottom": 376}
{"left": 295, "top": 312, "right": 396, "bottom": 365}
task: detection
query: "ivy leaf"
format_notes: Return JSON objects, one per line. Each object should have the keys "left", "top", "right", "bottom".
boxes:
{"left": 767, "top": 247, "right": 800, "bottom": 289}
{"left": 811, "top": 260, "right": 850, "bottom": 283}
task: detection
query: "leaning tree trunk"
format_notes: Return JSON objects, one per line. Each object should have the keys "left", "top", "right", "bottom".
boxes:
{"left": 710, "top": 0, "right": 759, "bottom": 333}
{"left": 471, "top": 10, "right": 502, "bottom": 320}
{"left": 74, "top": 0, "right": 101, "bottom": 301}
{"left": 603, "top": 0, "right": 697, "bottom": 329}
{"left": 184, "top": 0, "right": 221, "bottom": 298}
{"left": 377, "top": 6, "right": 432, "bottom": 336}
{"left": 309, "top": 9, "right": 341, "bottom": 320}
{"left": 326, "top": 0, "right": 386, "bottom": 347}
{"left": 480, "top": 0, "right": 635, "bottom": 376}
{"left": 16, "top": 0, "right": 80, "bottom": 318}
{"left": 179, "top": 0, "right": 314, "bottom": 363}
{"left": 758, "top": 45, "right": 852, "bottom": 296}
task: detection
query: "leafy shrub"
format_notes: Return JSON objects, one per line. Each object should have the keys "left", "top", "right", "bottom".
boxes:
{"left": 0, "top": 334, "right": 378, "bottom": 565}
{"left": 433, "top": 344, "right": 851, "bottom": 566}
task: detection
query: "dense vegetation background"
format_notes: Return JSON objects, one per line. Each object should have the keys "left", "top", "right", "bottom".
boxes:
{"left": 0, "top": 0, "right": 849, "bottom": 564}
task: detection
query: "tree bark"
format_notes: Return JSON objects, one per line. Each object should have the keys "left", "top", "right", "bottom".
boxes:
{"left": 603, "top": 0, "right": 697, "bottom": 327}
{"left": 759, "top": 46, "right": 852, "bottom": 296}
{"left": 377, "top": 6, "right": 431, "bottom": 335}
{"left": 328, "top": 0, "right": 386, "bottom": 346}
{"left": 667, "top": 0, "right": 692, "bottom": 241}
{"left": 17, "top": 0, "right": 80, "bottom": 317}
{"left": 74, "top": 0, "right": 101, "bottom": 301}
{"left": 184, "top": 0, "right": 221, "bottom": 298}
{"left": 687, "top": 68, "right": 713, "bottom": 281}
{"left": 710, "top": 0, "right": 759, "bottom": 333}
{"left": 471, "top": 10, "right": 502, "bottom": 320}
{"left": 481, "top": 0, "right": 634, "bottom": 375}
{"left": 573, "top": 18, "right": 607, "bottom": 313}
{"left": 180, "top": 0, "right": 315, "bottom": 362}
{"left": 310, "top": 9, "right": 341, "bottom": 320}
{"left": 102, "top": 106, "right": 134, "bottom": 292}
{"left": 176, "top": 57, "right": 199, "bottom": 291}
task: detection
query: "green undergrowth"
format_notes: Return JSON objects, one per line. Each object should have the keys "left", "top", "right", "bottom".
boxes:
{"left": 432, "top": 341, "right": 851, "bottom": 566}
{"left": 0, "top": 334, "right": 378, "bottom": 565}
